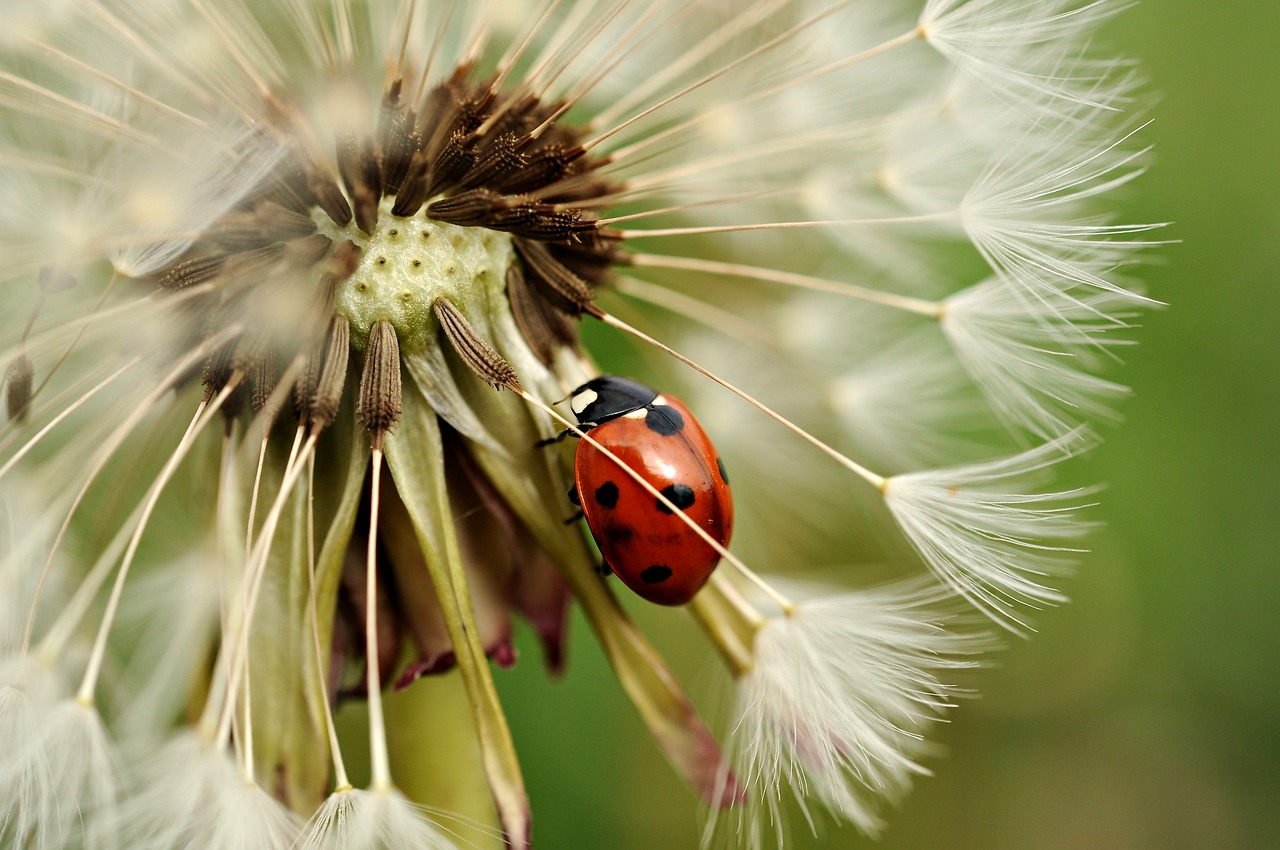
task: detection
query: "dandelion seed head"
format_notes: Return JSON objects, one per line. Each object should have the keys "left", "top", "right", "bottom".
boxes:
{"left": 318, "top": 199, "right": 514, "bottom": 350}
{"left": 0, "top": 0, "right": 1157, "bottom": 846}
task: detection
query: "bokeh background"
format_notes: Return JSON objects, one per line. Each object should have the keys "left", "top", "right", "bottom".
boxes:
{"left": 437, "top": 1, "right": 1278, "bottom": 847}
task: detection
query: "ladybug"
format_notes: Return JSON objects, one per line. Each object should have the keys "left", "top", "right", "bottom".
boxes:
{"left": 564, "top": 375, "right": 733, "bottom": 606}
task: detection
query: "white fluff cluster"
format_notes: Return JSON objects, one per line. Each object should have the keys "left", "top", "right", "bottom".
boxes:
{"left": 711, "top": 582, "right": 985, "bottom": 845}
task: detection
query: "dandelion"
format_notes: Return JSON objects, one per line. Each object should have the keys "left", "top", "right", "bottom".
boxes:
{"left": 0, "top": 1, "right": 1155, "bottom": 848}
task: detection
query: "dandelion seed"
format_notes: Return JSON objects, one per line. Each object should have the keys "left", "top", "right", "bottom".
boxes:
{"left": 298, "top": 786, "right": 460, "bottom": 850}
{"left": 111, "top": 732, "right": 298, "bottom": 850}
{"left": 699, "top": 579, "right": 989, "bottom": 846}
{"left": 942, "top": 276, "right": 1136, "bottom": 438}
{"left": 882, "top": 432, "right": 1096, "bottom": 631}
{"left": 0, "top": 1, "right": 1156, "bottom": 847}
{"left": 0, "top": 698, "right": 118, "bottom": 850}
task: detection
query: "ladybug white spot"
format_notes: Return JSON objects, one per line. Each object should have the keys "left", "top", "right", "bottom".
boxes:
{"left": 571, "top": 387, "right": 598, "bottom": 417}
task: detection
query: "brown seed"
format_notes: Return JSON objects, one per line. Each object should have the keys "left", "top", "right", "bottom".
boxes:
{"left": 513, "top": 239, "right": 594, "bottom": 312}
{"left": 454, "top": 132, "right": 528, "bottom": 193}
{"left": 309, "top": 170, "right": 353, "bottom": 228}
{"left": 250, "top": 347, "right": 282, "bottom": 421}
{"left": 5, "top": 352, "right": 34, "bottom": 422}
{"left": 494, "top": 143, "right": 585, "bottom": 195}
{"left": 308, "top": 314, "right": 351, "bottom": 433}
{"left": 506, "top": 264, "right": 560, "bottom": 366}
{"left": 423, "top": 130, "right": 478, "bottom": 199}
{"left": 358, "top": 320, "right": 402, "bottom": 445}
{"left": 157, "top": 254, "right": 227, "bottom": 290}
{"left": 434, "top": 297, "right": 520, "bottom": 392}
{"left": 337, "top": 133, "right": 382, "bottom": 235}
{"left": 426, "top": 187, "right": 506, "bottom": 226}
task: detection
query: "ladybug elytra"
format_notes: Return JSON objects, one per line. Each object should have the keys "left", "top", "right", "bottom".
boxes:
{"left": 564, "top": 375, "right": 733, "bottom": 606}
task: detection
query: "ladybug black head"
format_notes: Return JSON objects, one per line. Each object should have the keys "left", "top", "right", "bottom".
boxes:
{"left": 569, "top": 375, "right": 658, "bottom": 425}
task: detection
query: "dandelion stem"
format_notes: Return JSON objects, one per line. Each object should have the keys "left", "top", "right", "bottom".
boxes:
{"left": 365, "top": 448, "right": 394, "bottom": 792}
{"left": 1, "top": 357, "right": 139, "bottom": 490}
{"left": 8, "top": 270, "right": 123, "bottom": 438}
{"left": 244, "top": 436, "right": 271, "bottom": 565}
{"left": 304, "top": 450, "right": 351, "bottom": 790}
{"left": 22, "top": 331, "right": 235, "bottom": 610}
{"left": 187, "top": 0, "right": 274, "bottom": 99}
{"left": 0, "top": 68, "right": 159, "bottom": 145}
{"left": 201, "top": 425, "right": 240, "bottom": 741}
{"left": 26, "top": 39, "right": 209, "bottom": 126}
{"left": 529, "top": 0, "right": 675, "bottom": 140}
{"left": 240, "top": 638, "right": 255, "bottom": 783}
{"left": 593, "top": 187, "right": 795, "bottom": 226}
{"left": 484, "top": 0, "right": 563, "bottom": 107}
{"left": 628, "top": 253, "right": 944, "bottom": 317}
{"left": 615, "top": 210, "right": 954, "bottom": 240}
{"left": 77, "top": 380, "right": 237, "bottom": 704}
{"left": 35, "top": 497, "right": 143, "bottom": 666}
{"left": 687, "top": 575, "right": 766, "bottom": 677}
{"left": 604, "top": 24, "right": 923, "bottom": 164}
{"left": 589, "top": 0, "right": 794, "bottom": 128}
{"left": 582, "top": 0, "right": 859, "bottom": 152}
{"left": 612, "top": 277, "right": 777, "bottom": 347}
{"left": 214, "top": 426, "right": 317, "bottom": 749}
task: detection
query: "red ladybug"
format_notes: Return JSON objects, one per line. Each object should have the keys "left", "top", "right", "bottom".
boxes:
{"left": 565, "top": 376, "right": 733, "bottom": 606}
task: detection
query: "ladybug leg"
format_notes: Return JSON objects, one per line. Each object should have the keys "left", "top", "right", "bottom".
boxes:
{"left": 535, "top": 421, "right": 596, "bottom": 448}
{"left": 594, "top": 560, "right": 614, "bottom": 577}
{"left": 562, "top": 485, "right": 584, "bottom": 524}
{"left": 534, "top": 429, "right": 574, "bottom": 447}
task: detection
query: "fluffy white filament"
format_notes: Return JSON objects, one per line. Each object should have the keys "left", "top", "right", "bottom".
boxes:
{"left": 943, "top": 276, "right": 1133, "bottom": 437}
{"left": 297, "top": 788, "right": 459, "bottom": 850}
{"left": 883, "top": 433, "right": 1095, "bottom": 630}
{"left": 0, "top": 699, "right": 117, "bottom": 850}
{"left": 711, "top": 582, "right": 987, "bottom": 846}
{"left": 111, "top": 733, "right": 298, "bottom": 850}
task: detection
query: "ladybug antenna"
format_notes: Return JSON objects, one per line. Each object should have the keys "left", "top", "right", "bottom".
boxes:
{"left": 585, "top": 306, "right": 888, "bottom": 492}
{"left": 516, "top": 387, "right": 796, "bottom": 615}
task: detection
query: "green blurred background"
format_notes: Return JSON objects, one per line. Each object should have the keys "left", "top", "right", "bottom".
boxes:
{"left": 483, "top": 2, "right": 1280, "bottom": 847}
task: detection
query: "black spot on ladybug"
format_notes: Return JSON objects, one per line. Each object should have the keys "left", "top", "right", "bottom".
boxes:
{"left": 594, "top": 481, "right": 620, "bottom": 509}
{"left": 640, "top": 565, "right": 673, "bottom": 584}
{"left": 655, "top": 483, "right": 696, "bottom": 514}
{"left": 603, "top": 524, "right": 633, "bottom": 547}
{"left": 716, "top": 457, "right": 729, "bottom": 484}
{"left": 644, "top": 404, "right": 684, "bottom": 436}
